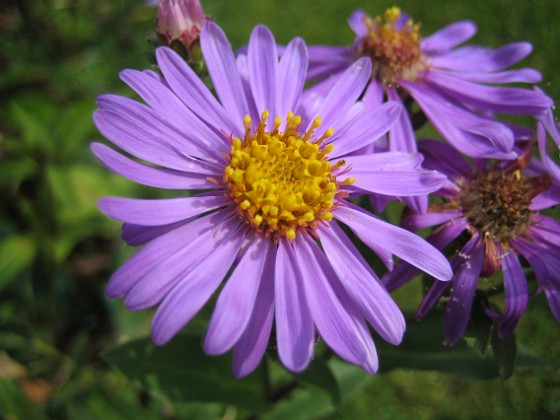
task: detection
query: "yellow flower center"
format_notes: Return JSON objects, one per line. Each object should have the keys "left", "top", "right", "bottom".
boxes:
{"left": 223, "top": 111, "right": 353, "bottom": 241}
{"left": 358, "top": 7, "right": 427, "bottom": 85}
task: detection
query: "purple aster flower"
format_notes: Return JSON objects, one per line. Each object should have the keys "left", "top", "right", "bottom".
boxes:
{"left": 306, "top": 7, "right": 552, "bottom": 161}
{"left": 383, "top": 139, "right": 560, "bottom": 344}
{"left": 92, "top": 22, "right": 453, "bottom": 377}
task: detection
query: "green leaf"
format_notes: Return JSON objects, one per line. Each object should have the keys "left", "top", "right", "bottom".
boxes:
{"left": 377, "top": 312, "right": 501, "bottom": 380}
{"left": 0, "top": 380, "right": 46, "bottom": 420}
{"left": 464, "top": 291, "right": 493, "bottom": 356}
{"left": 8, "top": 101, "right": 55, "bottom": 151}
{"left": 262, "top": 386, "right": 333, "bottom": 420}
{"left": 104, "top": 334, "right": 269, "bottom": 412}
{"left": 294, "top": 358, "right": 341, "bottom": 407}
{"left": 376, "top": 312, "right": 548, "bottom": 380}
{"left": 491, "top": 326, "right": 516, "bottom": 380}
{"left": 0, "top": 158, "right": 38, "bottom": 190}
{"left": 0, "top": 235, "right": 35, "bottom": 292}
{"left": 327, "top": 358, "right": 371, "bottom": 400}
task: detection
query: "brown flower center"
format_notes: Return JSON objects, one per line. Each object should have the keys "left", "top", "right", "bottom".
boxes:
{"left": 461, "top": 170, "right": 540, "bottom": 244}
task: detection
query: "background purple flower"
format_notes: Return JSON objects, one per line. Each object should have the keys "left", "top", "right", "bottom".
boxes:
{"left": 384, "top": 139, "right": 560, "bottom": 344}
{"left": 306, "top": 7, "right": 552, "bottom": 161}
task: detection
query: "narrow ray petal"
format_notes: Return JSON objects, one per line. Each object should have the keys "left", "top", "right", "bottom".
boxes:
{"left": 319, "top": 223, "right": 405, "bottom": 344}
{"left": 421, "top": 21, "right": 477, "bottom": 52}
{"left": 204, "top": 237, "right": 274, "bottom": 355}
{"left": 232, "top": 251, "right": 276, "bottom": 378}
{"left": 275, "top": 239, "right": 314, "bottom": 372}
{"left": 98, "top": 194, "right": 229, "bottom": 226}
{"left": 152, "top": 225, "right": 249, "bottom": 345}
{"left": 335, "top": 204, "right": 453, "bottom": 281}
{"left": 499, "top": 251, "right": 528, "bottom": 338}
{"left": 201, "top": 21, "right": 250, "bottom": 132}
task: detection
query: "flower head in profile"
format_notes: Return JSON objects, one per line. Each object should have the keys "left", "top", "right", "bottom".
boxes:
{"left": 155, "top": 0, "right": 208, "bottom": 51}
{"left": 384, "top": 139, "right": 560, "bottom": 344}
{"left": 306, "top": 7, "right": 552, "bottom": 161}
{"left": 92, "top": 21, "right": 452, "bottom": 377}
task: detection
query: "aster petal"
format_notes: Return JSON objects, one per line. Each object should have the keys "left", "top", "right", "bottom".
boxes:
{"left": 531, "top": 182, "right": 560, "bottom": 211}
{"left": 298, "top": 236, "right": 378, "bottom": 368}
{"left": 401, "top": 210, "right": 463, "bottom": 231}
{"left": 123, "top": 214, "right": 241, "bottom": 310}
{"left": 235, "top": 54, "right": 261, "bottom": 122}
{"left": 386, "top": 88, "right": 416, "bottom": 153}
{"left": 335, "top": 203, "right": 453, "bottom": 281}
{"left": 363, "top": 79, "right": 384, "bottom": 108}
{"left": 514, "top": 238, "right": 560, "bottom": 322}
{"left": 98, "top": 193, "right": 229, "bottom": 226}
{"left": 328, "top": 101, "right": 402, "bottom": 158}
{"left": 537, "top": 114, "right": 560, "bottom": 182}
{"left": 384, "top": 89, "right": 427, "bottom": 213}
{"left": 106, "top": 208, "right": 233, "bottom": 298}
{"left": 421, "top": 20, "right": 477, "bottom": 52}
{"left": 90, "top": 143, "right": 217, "bottom": 188}
{"left": 93, "top": 109, "right": 199, "bottom": 171}
{"left": 275, "top": 239, "right": 314, "bottom": 372}
{"left": 426, "top": 71, "right": 552, "bottom": 115}
{"left": 440, "top": 68, "right": 542, "bottom": 84}
{"left": 278, "top": 38, "right": 308, "bottom": 118}
{"left": 498, "top": 251, "right": 528, "bottom": 339}
{"left": 201, "top": 21, "right": 250, "bottom": 131}
{"left": 204, "top": 237, "right": 274, "bottom": 355}
{"left": 401, "top": 80, "right": 515, "bottom": 159}
{"left": 348, "top": 10, "right": 368, "bottom": 38}
{"left": 304, "top": 41, "right": 351, "bottom": 82}
{"left": 151, "top": 225, "right": 249, "bottom": 345}
{"left": 353, "top": 170, "right": 446, "bottom": 196}
{"left": 544, "top": 286, "right": 560, "bottom": 323}
{"left": 306, "top": 61, "right": 350, "bottom": 82}
{"left": 119, "top": 68, "right": 229, "bottom": 152}
{"left": 95, "top": 95, "right": 222, "bottom": 162}
{"left": 298, "top": 76, "right": 338, "bottom": 120}
{"left": 155, "top": 47, "right": 239, "bottom": 137}
{"left": 319, "top": 222, "right": 405, "bottom": 345}
{"left": 342, "top": 152, "right": 424, "bottom": 170}
{"left": 312, "top": 57, "right": 371, "bottom": 129}
{"left": 232, "top": 251, "right": 276, "bottom": 378}
{"left": 529, "top": 215, "right": 560, "bottom": 247}
{"left": 418, "top": 139, "right": 473, "bottom": 181}
{"left": 346, "top": 153, "right": 446, "bottom": 196}
{"left": 368, "top": 194, "right": 389, "bottom": 214}
{"left": 249, "top": 25, "right": 279, "bottom": 121}
{"left": 444, "top": 235, "right": 484, "bottom": 344}
{"left": 121, "top": 220, "right": 189, "bottom": 246}
{"left": 307, "top": 46, "right": 354, "bottom": 64}
{"left": 429, "top": 42, "right": 533, "bottom": 72}
{"left": 385, "top": 217, "right": 469, "bottom": 291}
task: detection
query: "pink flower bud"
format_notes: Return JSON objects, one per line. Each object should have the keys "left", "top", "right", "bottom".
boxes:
{"left": 155, "top": 0, "right": 208, "bottom": 50}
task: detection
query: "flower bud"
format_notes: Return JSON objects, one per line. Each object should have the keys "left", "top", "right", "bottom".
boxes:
{"left": 155, "top": 0, "right": 208, "bottom": 51}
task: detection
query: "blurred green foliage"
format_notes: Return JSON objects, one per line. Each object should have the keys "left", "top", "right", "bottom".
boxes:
{"left": 1, "top": 0, "right": 559, "bottom": 418}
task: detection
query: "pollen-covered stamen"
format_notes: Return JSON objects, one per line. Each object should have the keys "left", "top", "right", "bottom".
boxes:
{"left": 461, "top": 170, "right": 549, "bottom": 245}
{"left": 224, "top": 111, "right": 353, "bottom": 241}
{"left": 357, "top": 7, "right": 427, "bottom": 85}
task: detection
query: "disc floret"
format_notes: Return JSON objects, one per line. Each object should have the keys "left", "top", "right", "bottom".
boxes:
{"left": 460, "top": 170, "right": 548, "bottom": 245}
{"left": 357, "top": 6, "right": 427, "bottom": 85}
{"left": 224, "top": 111, "right": 353, "bottom": 241}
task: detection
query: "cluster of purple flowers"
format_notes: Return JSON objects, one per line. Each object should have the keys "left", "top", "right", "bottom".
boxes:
{"left": 94, "top": 2, "right": 560, "bottom": 377}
